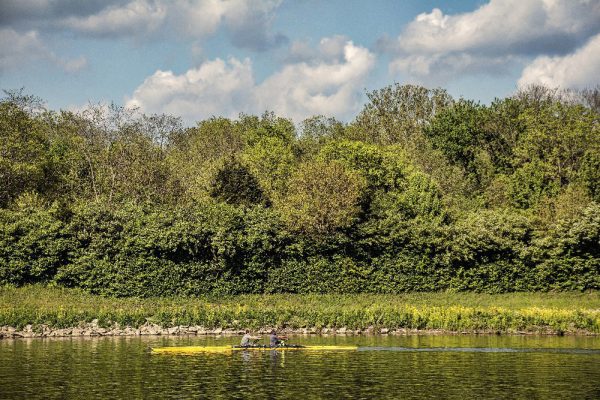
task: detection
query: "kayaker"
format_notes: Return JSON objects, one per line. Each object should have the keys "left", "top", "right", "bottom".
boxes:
{"left": 240, "top": 330, "right": 261, "bottom": 347}
{"left": 269, "top": 330, "right": 287, "bottom": 347}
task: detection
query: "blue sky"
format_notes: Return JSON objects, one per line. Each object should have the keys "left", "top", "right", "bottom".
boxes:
{"left": 1, "top": 0, "right": 599, "bottom": 124}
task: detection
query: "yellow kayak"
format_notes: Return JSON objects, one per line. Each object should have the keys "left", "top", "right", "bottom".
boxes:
{"left": 152, "top": 345, "right": 358, "bottom": 354}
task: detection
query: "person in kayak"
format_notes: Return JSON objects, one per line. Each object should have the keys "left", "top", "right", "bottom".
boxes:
{"left": 269, "top": 330, "right": 287, "bottom": 347}
{"left": 240, "top": 330, "right": 261, "bottom": 347}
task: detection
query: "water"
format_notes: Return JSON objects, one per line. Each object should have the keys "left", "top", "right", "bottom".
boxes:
{"left": 1, "top": 335, "right": 599, "bottom": 399}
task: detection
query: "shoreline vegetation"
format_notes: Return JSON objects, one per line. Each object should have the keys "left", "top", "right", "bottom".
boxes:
{"left": 1, "top": 85, "right": 599, "bottom": 297}
{"left": 1, "top": 286, "right": 599, "bottom": 338}
{"left": 1, "top": 86, "right": 599, "bottom": 340}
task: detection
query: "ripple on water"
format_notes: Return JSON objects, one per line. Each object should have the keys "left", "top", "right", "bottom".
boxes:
{"left": 1, "top": 335, "right": 599, "bottom": 399}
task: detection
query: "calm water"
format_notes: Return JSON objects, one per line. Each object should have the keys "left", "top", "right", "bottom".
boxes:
{"left": 1, "top": 335, "right": 599, "bottom": 399}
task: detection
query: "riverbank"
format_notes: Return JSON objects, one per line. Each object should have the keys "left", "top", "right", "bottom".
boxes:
{"left": 1, "top": 286, "right": 599, "bottom": 338}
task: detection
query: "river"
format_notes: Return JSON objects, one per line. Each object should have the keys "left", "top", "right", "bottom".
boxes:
{"left": 1, "top": 335, "right": 599, "bottom": 399}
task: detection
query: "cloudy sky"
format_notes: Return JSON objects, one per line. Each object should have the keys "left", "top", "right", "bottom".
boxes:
{"left": 1, "top": 0, "right": 599, "bottom": 124}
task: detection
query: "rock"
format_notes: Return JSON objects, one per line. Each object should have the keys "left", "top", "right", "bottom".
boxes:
{"left": 145, "top": 324, "right": 161, "bottom": 335}
{"left": 167, "top": 327, "right": 179, "bottom": 335}
{"left": 380, "top": 328, "right": 389, "bottom": 334}
{"left": 40, "top": 325, "right": 50, "bottom": 336}
{"left": 337, "top": 327, "right": 347, "bottom": 334}
{"left": 71, "top": 328, "right": 83, "bottom": 336}
{"left": 321, "top": 328, "right": 329, "bottom": 334}
{"left": 213, "top": 327, "right": 222, "bottom": 335}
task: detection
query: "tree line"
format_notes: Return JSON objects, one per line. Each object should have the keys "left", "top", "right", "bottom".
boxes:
{"left": 1, "top": 84, "right": 598, "bottom": 296}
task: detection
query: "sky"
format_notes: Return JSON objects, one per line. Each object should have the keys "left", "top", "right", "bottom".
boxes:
{"left": 1, "top": 0, "right": 599, "bottom": 124}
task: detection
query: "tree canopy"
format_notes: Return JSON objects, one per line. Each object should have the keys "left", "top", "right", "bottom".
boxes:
{"left": 1, "top": 84, "right": 599, "bottom": 295}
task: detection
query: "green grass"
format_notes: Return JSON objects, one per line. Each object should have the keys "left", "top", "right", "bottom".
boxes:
{"left": 1, "top": 285, "right": 599, "bottom": 334}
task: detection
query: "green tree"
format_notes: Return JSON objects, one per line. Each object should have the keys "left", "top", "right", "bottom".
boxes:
{"left": 0, "top": 96, "right": 51, "bottom": 206}
{"left": 353, "top": 84, "right": 453, "bottom": 145}
{"left": 318, "top": 140, "right": 412, "bottom": 193}
{"left": 579, "top": 151, "right": 600, "bottom": 201}
{"left": 424, "top": 100, "right": 489, "bottom": 185}
{"left": 242, "top": 135, "right": 296, "bottom": 198}
{"left": 210, "top": 157, "right": 266, "bottom": 206}
{"left": 239, "top": 111, "right": 296, "bottom": 147}
{"left": 168, "top": 117, "right": 245, "bottom": 202}
{"left": 277, "top": 160, "right": 366, "bottom": 235}
{"left": 516, "top": 102, "right": 599, "bottom": 186}
{"left": 297, "top": 115, "right": 346, "bottom": 160}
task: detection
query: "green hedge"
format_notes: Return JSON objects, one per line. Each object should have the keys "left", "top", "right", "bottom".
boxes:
{"left": 1, "top": 202, "right": 599, "bottom": 296}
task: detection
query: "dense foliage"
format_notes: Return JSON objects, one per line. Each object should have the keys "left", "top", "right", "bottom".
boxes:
{"left": 1, "top": 85, "right": 598, "bottom": 296}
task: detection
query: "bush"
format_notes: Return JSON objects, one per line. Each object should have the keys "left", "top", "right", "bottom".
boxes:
{"left": 0, "top": 205, "right": 73, "bottom": 284}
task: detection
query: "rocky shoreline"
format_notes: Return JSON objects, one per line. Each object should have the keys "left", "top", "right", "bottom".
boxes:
{"left": 1, "top": 321, "right": 594, "bottom": 339}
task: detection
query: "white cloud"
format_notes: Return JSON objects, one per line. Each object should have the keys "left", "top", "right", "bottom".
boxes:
{"left": 126, "top": 38, "right": 376, "bottom": 123}
{"left": 385, "top": 0, "right": 600, "bottom": 82}
{"left": 285, "top": 35, "right": 349, "bottom": 64}
{"left": 518, "top": 33, "right": 600, "bottom": 88}
{"left": 55, "top": 55, "right": 88, "bottom": 73}
{"left": 256, "top": 39, "right": 375, "bottom": 121}
{"left": 0, "top": 0, "right": 285, "bottom": 73}
{"left": 0, "top": 28, "right": 88, "bottom": 73}
{"left": 1, "top": 0, "right": 285, "bottom": 48}
{"left": 220, "top": 0, "right": 286, "bottom": 51}
{"left": 61, "top": 0, "right": 167, "bottom": 38}
{"left": 166, "top": 0, "right": 232, "bottom": 38}
{"left": 0, "top": 29, "right": 46, "bottom": 71}
{"left": 126, "top": 57, "right": 255, "bottom": 119}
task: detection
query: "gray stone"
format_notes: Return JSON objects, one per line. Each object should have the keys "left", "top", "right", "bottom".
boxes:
{"left": 71, "top": 328, "right": 83, "bottom": 336}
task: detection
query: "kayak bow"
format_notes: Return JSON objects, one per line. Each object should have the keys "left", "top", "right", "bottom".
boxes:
{"left": 151, "top": 345, "right": 358, "bottom": 354}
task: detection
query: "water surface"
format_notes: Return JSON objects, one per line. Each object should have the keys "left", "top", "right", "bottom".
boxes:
{"left": 1, "top": 335, "right": 599, "bottom": 399}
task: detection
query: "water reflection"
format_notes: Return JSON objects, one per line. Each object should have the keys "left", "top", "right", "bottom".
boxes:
{"left": 359, "top": 346, "right": 600, "bottom": 354}
{"left": 1, "top": 335, "right": 599, "bottom": 399}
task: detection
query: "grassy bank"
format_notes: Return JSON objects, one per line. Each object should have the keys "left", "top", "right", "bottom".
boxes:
{"left": 1, "top": 285, "right": 600, "bottom": 334}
